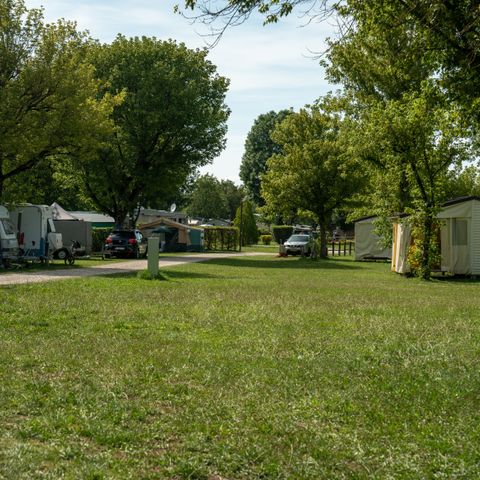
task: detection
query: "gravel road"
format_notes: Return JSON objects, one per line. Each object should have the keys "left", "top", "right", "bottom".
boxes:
{"left": 0, "top": 252, "right": 268, "bottom": 286}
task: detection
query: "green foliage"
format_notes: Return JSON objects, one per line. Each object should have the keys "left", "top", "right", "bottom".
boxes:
{"left": 262, "top": 103, "right": 366, "bottom": 257}
{"left": 445, "top": 165, "right": 480, "bottom": 200}
{"left": 233, "top": 200, "right": 258, "bottom": 246}
{"left": 220, "top": 179, "right": 245, "bottom": 221}
{"left": 186, "top": 175, "right": 244, "bottom": 221}
{"left": 407, "top": 217, "right": 442, "bottom": 279}
{"left": 0, "top": 0, "right": 114, "bottom": 202}
{"left": 82, "top": 36, "right": 230, "bottom": 226}
{"left": 91, "top": 228, "right": 112, "bottom": 252}
{"left": 259, "top": 234, "right": 272, "bottom": 245}
{"left": 271, "top": 225, "right": 293, "bottom": 244}
{"left": 186, "top": 174, "right": 229, "bottom": 219}
{"left": 203, "top": 227, "right": 239, "bottom": 250}
{"left": 239, "top": 109, "right": 292, "bottom": 205}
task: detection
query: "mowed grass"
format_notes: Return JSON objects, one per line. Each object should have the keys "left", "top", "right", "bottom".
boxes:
{"left": 1, "top": 256, "right": 480, "bottom": 479}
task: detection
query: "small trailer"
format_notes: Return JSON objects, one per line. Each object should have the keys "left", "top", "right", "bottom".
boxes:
{"left": 9, "top": 204, "right": 73, "bottom": 264}
{"left": 0, "top": 205, "right": 19, "bottom": 266}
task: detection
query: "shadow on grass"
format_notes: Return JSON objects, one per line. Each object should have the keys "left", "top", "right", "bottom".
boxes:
{"left": 101, "top": 270, "right": 221, "bottom": 281}
{"left": 431, "top": 274, "right": 480, "bottom": 284}
{"left": 203, "top": 257, "right": 364, "bottom": 270}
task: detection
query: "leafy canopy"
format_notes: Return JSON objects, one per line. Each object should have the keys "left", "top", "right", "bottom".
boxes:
{"left": 240, "top": 109, "right": 292, "bottom": 205}
{"left": 0, "top": 0, "right": 114, "bottom": 202}
{"left": 262, "top": 104, "right": 366, "bottom": 256}
{"left": 80, "top": 35, "right": 230, "bottom": 226}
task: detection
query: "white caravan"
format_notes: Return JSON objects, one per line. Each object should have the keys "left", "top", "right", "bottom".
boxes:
{"left": 0, "top": 205, "right": 19, "bottom": 264}
{"left": 10, "top": 204, "right": 63, "bottom": 261}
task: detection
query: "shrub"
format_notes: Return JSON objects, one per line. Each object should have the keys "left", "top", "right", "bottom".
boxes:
{"left": 272, "top": 225, "right": 293, "bottom": 244}
{"left": 203, "top": 227, "right": 239, "bottom": 251}
{"left": 233, "top": 200, "right": 258, "bottom": 246}
{"left": 92, "top": 227, "right": 113, "bottom": 253}
{"left": 260, "top": 234, "right": 272, "bottom": 245}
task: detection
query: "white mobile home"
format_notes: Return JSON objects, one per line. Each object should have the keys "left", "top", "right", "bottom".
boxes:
{"left": 438, "top": 196, "right": 480, "bottom": 275}
{"left": 391, "top": 196, "right": 480, "bottom": 276}
{"left": 354, "top": 216, "right": 392, "bottom": 261}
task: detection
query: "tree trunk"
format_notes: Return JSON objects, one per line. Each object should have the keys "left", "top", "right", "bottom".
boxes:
{"left": 419, "top": 208, "right": 434, "bottom": 280}
{"left": 114, "top": 211, "right": 127, "bottom": 230}
{"left": 319, "top": 220, "right": 328, "bottom": 258}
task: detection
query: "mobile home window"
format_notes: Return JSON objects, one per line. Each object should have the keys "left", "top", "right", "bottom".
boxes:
{"left": 453, "top": 219, "right": 468, "bottom": 246}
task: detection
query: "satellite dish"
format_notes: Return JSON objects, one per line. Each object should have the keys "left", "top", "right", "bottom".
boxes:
{"left": 170, "top": 203, "right": 177, "bottom": 213}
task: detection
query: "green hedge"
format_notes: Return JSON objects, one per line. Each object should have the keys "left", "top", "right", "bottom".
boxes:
{"left": 272, "top": 225, "right": 293, "bottom": 244}
{"left": 260, "top": 234, "right": 272, "bottom": 245}
{"left": 203, "top": 227, "right": 239, "bottom": 251}
{"left": 92, "top": 227, "right": 112, "bottom": 253}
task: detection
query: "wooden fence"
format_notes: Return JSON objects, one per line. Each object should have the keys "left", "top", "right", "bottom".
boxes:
{"left": 329, "top": 239, "right": 355, "bottom": 256}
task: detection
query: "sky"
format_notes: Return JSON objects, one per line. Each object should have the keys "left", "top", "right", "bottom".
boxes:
{"left": 25, "top": 0, "right": 336, "bottom": 184}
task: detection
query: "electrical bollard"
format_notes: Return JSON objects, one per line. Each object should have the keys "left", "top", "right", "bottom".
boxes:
{"left": 147, "top": 237, "right": 159, "bottom": 276}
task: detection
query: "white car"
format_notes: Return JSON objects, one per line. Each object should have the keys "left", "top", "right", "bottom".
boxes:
{"left": 284, "top": 234, "right": 311, "bottom": 256}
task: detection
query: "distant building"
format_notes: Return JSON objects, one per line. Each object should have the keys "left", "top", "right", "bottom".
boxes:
{"left": 137, "top": 207, "right": 187, "bottom": 226}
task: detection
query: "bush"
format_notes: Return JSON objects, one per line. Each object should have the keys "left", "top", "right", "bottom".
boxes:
{"left": 260, "top": 234, "right": 272, "bottom": 245}
{"left": 272, "top": 225, "right": 293, "bottom": 244}
{"left": 203, "top": 227, "right": 239, "bottom": 251}
{"left": 92, "top": 227, "right": 112, "bottom": 253}
{"left": 233, "top": 200, "right": 258, "bottom": 246}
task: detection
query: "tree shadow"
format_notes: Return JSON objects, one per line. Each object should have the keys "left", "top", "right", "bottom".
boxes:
{"left": 203, "top": 257, "right": 364, "bottom": 270}
{"left": 99, "top": 270, "right": 220, "bottom": 280}
{"left": 431, "top": 274, "right": 480, "bottom": 284}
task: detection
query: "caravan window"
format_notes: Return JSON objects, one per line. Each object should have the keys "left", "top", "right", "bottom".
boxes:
{"left": 1, "top": 219, "right": 15, "bottom": 235}
{"left": 453, "top": 219, "right": 468, "bottom": 246}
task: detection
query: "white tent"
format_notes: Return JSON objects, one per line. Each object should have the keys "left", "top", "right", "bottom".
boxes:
{"left": 51, "top": 202, "right": 77, "bottom": 221}
{"left": 354, "top": 216, "right": 392, "bottom": 261}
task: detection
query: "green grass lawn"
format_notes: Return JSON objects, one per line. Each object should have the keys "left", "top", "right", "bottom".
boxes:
{"left": 1, "top": 256, "right": 479, "bottom": 479}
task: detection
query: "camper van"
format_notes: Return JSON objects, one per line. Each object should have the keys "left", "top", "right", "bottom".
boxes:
{"left": 10, "top": 204, "right": 63, "bottom": 261}
{"left": 0, "top": 205, "right": 19, "bottom": 264}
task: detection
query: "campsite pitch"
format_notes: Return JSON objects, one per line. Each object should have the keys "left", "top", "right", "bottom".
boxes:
{"left": 1, "top": 255, "right": 480, "bottom": 479}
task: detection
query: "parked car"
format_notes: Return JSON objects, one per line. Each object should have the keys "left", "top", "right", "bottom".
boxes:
{"left": 284, "top": 234, "right": 311, "bottom": 256}
{"left": 103, "top": 230, "right": 148, "bottom": 258}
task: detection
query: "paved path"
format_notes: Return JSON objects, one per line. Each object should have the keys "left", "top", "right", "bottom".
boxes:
{"left": 0, "top": 252, "right": 269, "bottom": 286}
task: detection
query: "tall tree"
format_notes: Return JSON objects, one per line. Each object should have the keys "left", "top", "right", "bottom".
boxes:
{"left": 220, "top": 179, "right": 245, "bottom": 220}
{"left": 351, "top": 86, "right": 470, "bottom": 277}
{"left": 262, "top": 105, "right": 366, "bottom": 257}
{"left": 233, "top": 199, "right": 258, "bottom": 246}
{"left": 324, "top": 4, "right": 472, "bottom": 277}
{"left": 240, "top": 109, "right": 292, "bottom": 204}
{"left": 0, "top": 0, "right": 113, "bottom": 202}
{"left": 187, "top": 174, "right": 229, "bottom": 219}
{"left": 81, "top": 36, "right": 230, "bottom": 227}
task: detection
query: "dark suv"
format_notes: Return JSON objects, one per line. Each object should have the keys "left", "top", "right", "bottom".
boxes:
{"left": 103, "top": 230, "right": 148, "bottom": 259}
